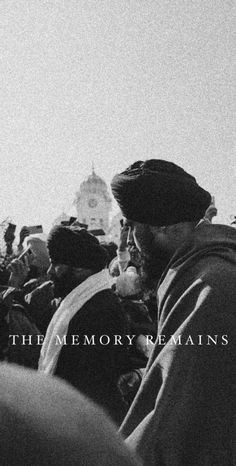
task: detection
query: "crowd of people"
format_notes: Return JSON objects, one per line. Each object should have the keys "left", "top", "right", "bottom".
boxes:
{"left": 0, "top": 158, "right": 236, "bottom": 465}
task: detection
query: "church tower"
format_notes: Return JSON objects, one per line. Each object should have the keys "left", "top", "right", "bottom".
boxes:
{"left": 74, "top": 166, "right": 112, "bottom": 233}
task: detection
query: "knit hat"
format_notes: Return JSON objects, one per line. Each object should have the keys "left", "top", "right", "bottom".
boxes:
{"left": 47, "top": 226, "right": 108, "bottom": 271}
{"left": 111, "top": 159, "right": 211, "bottom": 226}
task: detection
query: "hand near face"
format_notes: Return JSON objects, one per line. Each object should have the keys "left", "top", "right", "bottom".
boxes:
{"left": 7, "top": 257, "right": 30, "bottom": 289}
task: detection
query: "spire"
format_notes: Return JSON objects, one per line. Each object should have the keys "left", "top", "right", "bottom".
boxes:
{"left": 92, "top": 162, "right": 95, "bottom": 175}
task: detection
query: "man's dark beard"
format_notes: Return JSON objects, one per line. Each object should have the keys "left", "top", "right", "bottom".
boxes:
{"left": 52, "top": 267, "right": 79, "bottom": 299}
{"left": 52, "top": 267, "right": 94, "bottom": 299}
{"left": 140, "top": 247, "right": 171, "bottom": 291}
{"left": 134, "top": 225, "right": 172, "bottom": 290}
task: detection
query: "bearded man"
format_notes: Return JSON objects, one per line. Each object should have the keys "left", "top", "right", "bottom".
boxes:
{"left": 111, "top": 159, "right": 236, "bottom": 465}
{"left": 38, "top": 226, "right": 130, "bottom": 425}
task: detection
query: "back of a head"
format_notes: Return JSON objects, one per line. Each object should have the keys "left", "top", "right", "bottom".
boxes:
{"left": 111, "top": 159, "right": 211, "bottom": 226}
{"left": 47, "top": 226, "right": 109, "bottom": 272}
{"left": 0, "top": 364, "right": 141, "bottom": 466}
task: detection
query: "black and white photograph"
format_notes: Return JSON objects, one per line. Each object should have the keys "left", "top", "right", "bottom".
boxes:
{"left": 0, "top": 1, "right": 236, "bottom": 464}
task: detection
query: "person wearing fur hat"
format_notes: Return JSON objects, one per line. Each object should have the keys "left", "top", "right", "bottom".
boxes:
{"left": 111, "top": 159, "right": 236, "bottom": 465}
{"left": 39, "top": 226, "right": 131, "bottom": 425}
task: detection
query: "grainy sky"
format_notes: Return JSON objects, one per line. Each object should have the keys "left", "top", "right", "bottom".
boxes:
{"left": 0, "top": 0, "right": 235, "bottom": 234}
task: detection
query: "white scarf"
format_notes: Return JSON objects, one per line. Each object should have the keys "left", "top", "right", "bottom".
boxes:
{"left": 38, "top": 269, "right": 111, "bottom": 375}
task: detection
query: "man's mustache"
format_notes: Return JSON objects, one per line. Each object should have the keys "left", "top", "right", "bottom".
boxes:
{"left": 140, "top": 248, "right": 170, "bottom": 285}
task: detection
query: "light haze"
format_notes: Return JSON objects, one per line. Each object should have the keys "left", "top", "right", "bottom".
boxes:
{"left": 0, "top": 0, "right": 235, "bottom": 235}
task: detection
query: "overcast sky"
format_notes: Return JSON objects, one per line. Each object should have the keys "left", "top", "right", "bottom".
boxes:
{"left": 0, "top": 0, "right": 235, "bottom": 235}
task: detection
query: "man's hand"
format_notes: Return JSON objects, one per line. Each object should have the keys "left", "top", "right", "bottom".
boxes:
{"left": 7, "top": 257, "right": 30, "bottom": 289}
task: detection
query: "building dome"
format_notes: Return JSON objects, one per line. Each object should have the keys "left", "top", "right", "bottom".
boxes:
{"left": 73, "top": 167, "right": 112, "bottom": 235}
{"left": 86, "top": 169, "right": 107, "bottom": 186}
{"left": 80, "top": 168, "right": 110, "bottom": 196}
{"left": 77, "top": 167, "right": 112, "bottom": 203}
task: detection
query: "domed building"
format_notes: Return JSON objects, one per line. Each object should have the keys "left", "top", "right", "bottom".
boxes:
{"left": 73, "top": 167, "right": 112, "bottom": 234}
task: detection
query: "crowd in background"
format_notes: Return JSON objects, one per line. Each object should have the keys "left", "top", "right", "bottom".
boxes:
{"left": 1, "top": 159, "right": 236, "bottom": 465}
{"left": 0, "top": 219, "right": 157, "bottom": 407}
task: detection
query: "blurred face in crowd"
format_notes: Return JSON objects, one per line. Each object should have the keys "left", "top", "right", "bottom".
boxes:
{"left": 47, "top": 261, "right": 92, "bottom": 298}
{"left": 47, "top": 262, "right": 74, "bottom": 298}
